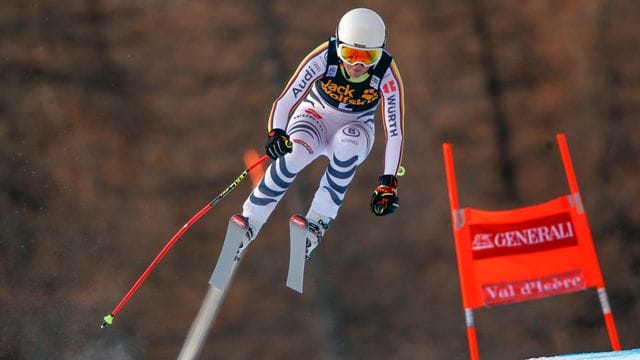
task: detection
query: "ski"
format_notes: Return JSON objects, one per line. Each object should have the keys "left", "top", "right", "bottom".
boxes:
{"left": 209, "top": 215, "right": 247, "bottom": 291}
{"left": 286, "top": 214, "right": 309, "bottom": 293}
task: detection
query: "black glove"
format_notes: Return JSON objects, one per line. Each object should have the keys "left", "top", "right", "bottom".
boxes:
{"left": 265, "top": 128, "right": 293, "bottom": 160}
{"left": 370, "top": 174, "right": 399, "bottom": 216}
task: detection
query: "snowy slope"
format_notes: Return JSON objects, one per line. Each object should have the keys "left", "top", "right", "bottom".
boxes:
{"left": 529, "top": 349, "right": 640, "bottom": 359}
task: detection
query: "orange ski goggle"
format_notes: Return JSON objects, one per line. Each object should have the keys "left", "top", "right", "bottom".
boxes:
{"left": 337, "top": 43, "right": 383, "bottom": 66}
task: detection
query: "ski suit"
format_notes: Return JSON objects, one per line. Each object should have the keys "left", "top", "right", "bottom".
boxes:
{"left": 243, "top": 38, "right": 405, "bottom": 224}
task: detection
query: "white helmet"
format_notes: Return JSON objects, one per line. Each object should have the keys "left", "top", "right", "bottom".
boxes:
{"left": 337, "top": 8, "right": 386, "bottom": 48}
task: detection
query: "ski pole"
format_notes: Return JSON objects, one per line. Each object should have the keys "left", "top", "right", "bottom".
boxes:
{"left": 101, "top": 154, "right": 269, "bottom": 328}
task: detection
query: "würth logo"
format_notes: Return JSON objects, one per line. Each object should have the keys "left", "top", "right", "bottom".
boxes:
{"left": 470, "top": 213, "right": 577, "bottom": 259}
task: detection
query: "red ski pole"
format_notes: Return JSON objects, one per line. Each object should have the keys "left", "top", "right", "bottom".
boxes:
{"left": 101, "top": 154, "right": 269, "bottom": 328}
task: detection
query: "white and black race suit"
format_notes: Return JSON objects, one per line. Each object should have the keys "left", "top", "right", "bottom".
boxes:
{"left": 243, "top": 38, "right": 405, "bottom": 223}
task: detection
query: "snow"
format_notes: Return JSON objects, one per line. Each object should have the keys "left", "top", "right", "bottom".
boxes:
{"left": 528, "top": 349, "right": 640, "bottom": 360}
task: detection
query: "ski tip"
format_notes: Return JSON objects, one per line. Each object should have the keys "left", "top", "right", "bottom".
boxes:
{"left": 289, "top": 214, "right": 307, "bottom": 228}
{"left": 230, "top": 214, "right": 249, "bottom": 229}
{"left": 101, "top": 314, "right": 114, "bottom": 328}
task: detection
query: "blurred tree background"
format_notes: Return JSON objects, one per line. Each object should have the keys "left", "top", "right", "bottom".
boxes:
{"left": 1, "top": 0, "right": 638, "bottom": 359}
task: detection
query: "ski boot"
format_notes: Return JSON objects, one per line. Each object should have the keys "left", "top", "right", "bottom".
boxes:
{"left": 304, "top": 218, "right": 330, "bottom": 260}
{"left": 286, "top": 214, "right": 330, "bottom": 293}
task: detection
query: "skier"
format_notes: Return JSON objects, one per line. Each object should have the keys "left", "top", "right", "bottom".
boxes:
{"left": 211, "top": 7, "right": 405, "bottom": 290}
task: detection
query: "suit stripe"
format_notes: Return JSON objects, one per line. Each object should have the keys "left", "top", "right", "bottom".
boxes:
{"left": 249, "top": 157, "right": 297, "bottom": 207}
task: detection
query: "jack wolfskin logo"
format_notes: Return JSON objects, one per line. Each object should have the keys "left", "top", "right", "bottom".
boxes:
{"left": 362, "top": 89, "right": 379, "bottom": 102}
{"left": 320, "top": 79, "right": 380, "bottom": 107}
